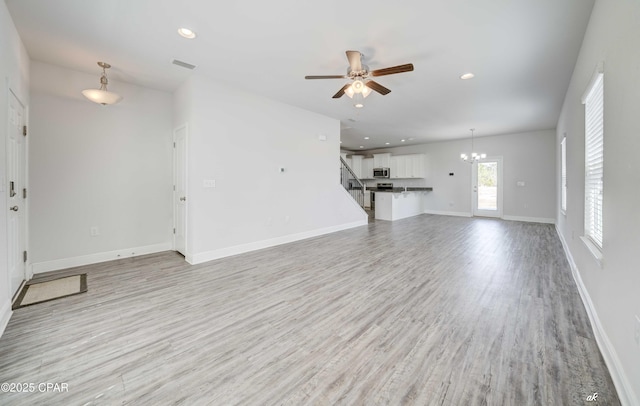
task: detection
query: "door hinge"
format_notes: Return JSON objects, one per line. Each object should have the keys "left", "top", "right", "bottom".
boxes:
{"left": 23, "top": 125, "right": 27, "bottom": 136}
{"left": 173, "top": 142, "right": 176, "bottom": 148}
{"left": 173, "top": 228, "right": 176, "bottom": 234}
{"left": 173, "top": 185, "right": 176, "bottom": 191}
{"left": 23, "top": 251, "right": 27, "bottom": 263}
{"left": 23, "top": 188, "right": 27, "bottom": 199}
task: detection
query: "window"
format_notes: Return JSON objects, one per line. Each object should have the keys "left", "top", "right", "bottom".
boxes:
{"left": 582, "top": 71, "right": 604, "bottom": 252}
{"left": 561, "top": 137, "right": 567, "bottom": 214}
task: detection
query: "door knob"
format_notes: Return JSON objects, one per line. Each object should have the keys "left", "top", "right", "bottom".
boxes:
{"left": 10, "top": 206, "right": 18, "bottom": 211}
{"left": 179, "top": 197, "right": 186, "bottom": 201}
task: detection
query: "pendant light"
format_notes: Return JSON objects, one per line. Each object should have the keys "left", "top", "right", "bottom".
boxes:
{"left": 460, "top": 128, "right": 486, "bottom": 162}
{"left": 82, "top": 62, "right": 123, "bottom": 105}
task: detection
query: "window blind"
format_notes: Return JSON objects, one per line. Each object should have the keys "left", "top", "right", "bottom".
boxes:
{"left": 583, "top": 73, "right": 604, "bottom": 249}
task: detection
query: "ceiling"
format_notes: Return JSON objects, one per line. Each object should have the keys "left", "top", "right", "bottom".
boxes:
{"left": 6, "top": 0, "right": 595, "bottom": 150}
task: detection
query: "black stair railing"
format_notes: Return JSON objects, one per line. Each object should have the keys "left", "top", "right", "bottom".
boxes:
{"left": 340, "top": 157, "right": 365, "bottom": 209}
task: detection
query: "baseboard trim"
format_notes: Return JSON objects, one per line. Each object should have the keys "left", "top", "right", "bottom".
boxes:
{"left": 189, "top": 220, "right": 368, "bottom": 265}
{"left": 503, "top": 215, "right": 555, "bottom": 224}
{"left": 30, "top": 242, "right": 173, "bottom": 274}
{"left": 422, "top": 209, "right": 472, "bottom": 217}
{"left": 555, "top": 226, "right": 637, "bottom": 406}
{"left": 0, "top": 300, "right": 12, "bottom": 339}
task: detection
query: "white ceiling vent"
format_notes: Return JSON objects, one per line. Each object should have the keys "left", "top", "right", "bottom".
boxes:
{"left": 172, "top": 59, "right": 197, "bottom": 70}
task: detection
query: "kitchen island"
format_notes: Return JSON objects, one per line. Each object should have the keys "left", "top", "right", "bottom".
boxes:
{"left": 371, "top": 187, "right": 433, "bottom": 221}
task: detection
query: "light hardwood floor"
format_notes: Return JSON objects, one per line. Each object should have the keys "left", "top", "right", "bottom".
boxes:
{"left": 0, "top": 215, "right": 620, "bottom": 405}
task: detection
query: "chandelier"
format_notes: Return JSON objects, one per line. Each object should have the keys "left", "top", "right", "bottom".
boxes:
{"left": 460, "top": 128, "right": 486, "bottom": 162}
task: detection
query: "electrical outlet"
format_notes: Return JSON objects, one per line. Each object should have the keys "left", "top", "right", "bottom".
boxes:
{"left": 634, "top": 315, "right": 640, "bottom": 348}
{"left": 90, "top": 226, "right": 99, "bottom": 237}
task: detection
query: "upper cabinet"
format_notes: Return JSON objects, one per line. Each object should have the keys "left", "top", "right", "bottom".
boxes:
{"left": 373, "top": 153, "right": 391, "bottom": 168}
{"left": 362, "top": 158, "right": 374, "bottom": 179}
{"left": 390, "top": 154, "right": 425, "bottom": 178}
{"left": 345, "top": 152, "right": 425, "bottom": 179}
{"left": 350, "top": 155, "right": 363, "bottom": 179}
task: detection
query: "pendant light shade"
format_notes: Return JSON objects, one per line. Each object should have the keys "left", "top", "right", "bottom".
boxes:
{"left": 82, "top": 62, "right": 123, "bottom": 105}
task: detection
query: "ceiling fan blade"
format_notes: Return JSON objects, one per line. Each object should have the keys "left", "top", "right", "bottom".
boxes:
{"left": 370, "top": 63, "right": 414, "bottom": 77}
{"left": 332, "top": 83, "right": 352, "bottom": 99}
{"left": 305, "top": 75, "right": 347, "bottom": 79}
{"left": 365, "top": 80, "right": 391, "bottom": 95}
{"left": 346, "top": 50, "right": 362, "bottom": 72}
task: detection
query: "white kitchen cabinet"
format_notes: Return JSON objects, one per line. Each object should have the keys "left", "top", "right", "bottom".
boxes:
{"left": 388, "top": 154, "right": 426, "bottom": 178}
{"left": 350, "top": 155, "right": 363, "bottom": 178}
{"left": 390, "top": 155, "right": 406, "bottom": 178}
{"left": 345, "top": 157, "right": 352, "bottom": 171}
{"left": 390, "top": 156, "right": 397, "bottom": 178}
{"left": 410, "top": 154, "right": 425, "bottom": 178}
{"left": 362, "top": 158, "right": 374, "bottom": 179}
{"left": 373, "top": 153, "right": 391, "bottom": 168}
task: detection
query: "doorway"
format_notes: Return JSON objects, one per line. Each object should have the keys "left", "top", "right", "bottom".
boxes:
{"left": 7, "top": 90, "right": 27, "bottom": 298}
{"left": 472, "top": 157, "right": 503, "bottom": 218}
{"left": 173, "top": 124, "right": 187, "bottom": 256}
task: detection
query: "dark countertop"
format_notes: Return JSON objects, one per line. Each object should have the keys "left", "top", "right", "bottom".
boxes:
{"left": 367, "top": 187, "right": 433, "bottom": 192}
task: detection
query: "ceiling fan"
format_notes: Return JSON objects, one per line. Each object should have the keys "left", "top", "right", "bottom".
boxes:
{"left": 305, "top": 50, "right": 414, "bottom": 106}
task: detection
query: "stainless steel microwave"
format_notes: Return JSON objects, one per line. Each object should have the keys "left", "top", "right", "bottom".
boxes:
{"left": 373, "top": 167, "right": 390, "bottom": 178}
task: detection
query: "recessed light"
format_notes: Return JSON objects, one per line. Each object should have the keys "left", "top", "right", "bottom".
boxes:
{"left": 355, "top": 103, "right": 364, "bottom": 109}
{"left": 385, "top": 142, "right": 390, "bottom": 145}
{"left": 401, "top": 139, "right": 406, "bottom": 142}
{"left": 460, "top": 72, "right": 475, "bottom": 80}
{"left": 178, "top": 28, "right": 196, "bottom": 39}
{"left": 359, "top": 146, "right": 364, "bottom": 148}
{"left": 364, "top": 137, "right": 370, "bottom": 140}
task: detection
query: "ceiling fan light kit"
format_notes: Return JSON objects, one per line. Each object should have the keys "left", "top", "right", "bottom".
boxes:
{"left": 305, "top": 50, "right": 413, "bottom": 108}
{"left": 82, "top": 62, "right": 123, "bottom": 106}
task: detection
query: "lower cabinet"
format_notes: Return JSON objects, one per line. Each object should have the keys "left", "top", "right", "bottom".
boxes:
{"left": 364, "top": 190, "right": 371, "bottom": 208}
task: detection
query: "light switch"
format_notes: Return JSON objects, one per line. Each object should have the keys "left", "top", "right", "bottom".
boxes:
{"left": 517, "top": 181, "right": 525, "bottom": 187}
{"left": 203, "top": 179, "right": 216, "bottom": 188}
{"left": 318, "top": 134, "right": 327, "bottom": 141}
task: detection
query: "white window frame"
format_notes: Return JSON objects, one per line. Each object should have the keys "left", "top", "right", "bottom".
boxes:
{"left": 580, "top": 65, "right": 604, "bottom": 262}
{"left": 561, "top": 136, "right": 567, "bottom": 214}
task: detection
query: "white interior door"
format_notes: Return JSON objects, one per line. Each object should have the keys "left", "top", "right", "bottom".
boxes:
{"left": 472, "top": 157, "right": 503, "bottom": 218}
{"left": 7, "top": 91, "right": 27, "bottom": 298}
{"left": 173, "top": 124, "right": 187, "bottom": 256}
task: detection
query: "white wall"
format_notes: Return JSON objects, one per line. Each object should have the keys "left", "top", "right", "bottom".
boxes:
{"left": 28, "top": 61, "right": 173, "bottom": 273}
{"left": 0, "top": 1, "right": 30, "bottom": 336}
{"left": 359, "top": 129, "right": 556, "bottom": 222}
{"left": 556, "top": 0, "right": 640, "bottom": 403}
{"left": 174, "top": 75, "right": 367, "bottom": 263}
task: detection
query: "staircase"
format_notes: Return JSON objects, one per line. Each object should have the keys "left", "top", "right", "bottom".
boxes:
{"left": 340, "top": 156, "right": 365, "bottom": 209}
